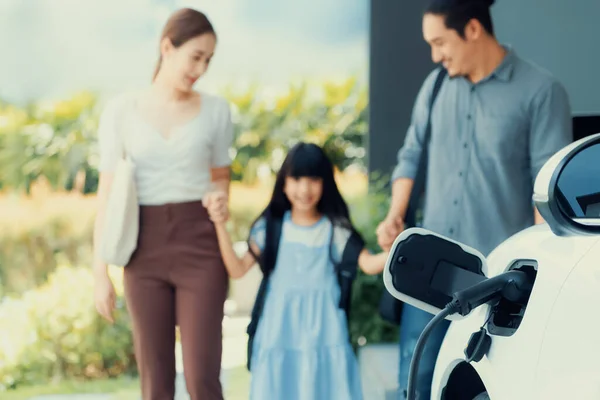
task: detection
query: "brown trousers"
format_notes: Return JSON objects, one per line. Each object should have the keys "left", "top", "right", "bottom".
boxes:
{"left": 123, "top": 201, "right": 228, "bottom": 400}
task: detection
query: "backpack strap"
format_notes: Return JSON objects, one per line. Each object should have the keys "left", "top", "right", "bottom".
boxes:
{"left": 246, "top": 214, "right": 283, "bottom": 371}
{"left": 255, "top": 213, "right": 283, "bottom": 275}
{"left": 333, "top": 228, "right": 364, "bottom": 316}
{"left": 423, "top": 68, "right": 447, "bottom": 149}
{"left": 404, "top": 67, "right": 447, "bottom": 228}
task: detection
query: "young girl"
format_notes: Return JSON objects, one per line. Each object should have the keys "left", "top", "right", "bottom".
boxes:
{"left": 206, "top": 142, "right": 389, "bottom": 399}
{"left": 93, "top": 8, "right": 232, "bottom": 400}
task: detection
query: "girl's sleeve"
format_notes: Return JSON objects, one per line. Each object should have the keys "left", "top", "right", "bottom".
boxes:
{"left": 332, "top": 224, "right": 366, "bottom": 263}
{"left": 248, "top": 217, "right": 267, "bottom": 252}
{"left": 211, "top": 97, "right": 234, "bottom": 168}
{"left": 332, "top": 225, "right": 351, "bottom": 262}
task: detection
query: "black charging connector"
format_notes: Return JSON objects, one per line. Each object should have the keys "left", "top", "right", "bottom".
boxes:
{"left": 406, "top": 270, "right": 532, "bottom": 400}
{"left": 451, "top": 270, "right": 531, "bottom": 317}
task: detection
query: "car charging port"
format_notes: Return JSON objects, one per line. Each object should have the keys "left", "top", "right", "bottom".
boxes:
{"left": 486, "top": 260, "right": 538, "bottom": 337}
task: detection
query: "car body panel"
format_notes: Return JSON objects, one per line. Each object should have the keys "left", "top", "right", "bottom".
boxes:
{"left": 432, "top": 224, "right": 600, "bottom": 399}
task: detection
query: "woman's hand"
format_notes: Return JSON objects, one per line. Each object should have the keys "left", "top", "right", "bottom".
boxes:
{"left": 203, "top": 191, "right": 229, "bottom": 224}
{"left": 92, "top": 172, "right": 117, "bottom": 324}
{"left": 94, "top": 269, "right": 116, "bottom": 324}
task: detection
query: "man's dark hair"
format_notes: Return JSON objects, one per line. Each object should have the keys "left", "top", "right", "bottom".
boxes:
{"left": 425, "top": 0, "right": 496, "bottom": 38}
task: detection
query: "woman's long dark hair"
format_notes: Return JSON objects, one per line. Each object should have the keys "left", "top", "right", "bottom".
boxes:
{"left": 248, "top": 142, "right": 364, "bottom": 258}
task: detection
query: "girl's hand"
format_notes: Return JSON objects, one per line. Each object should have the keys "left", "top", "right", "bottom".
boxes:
{"left": 209, "top": 202, "right": 229, "bottom": 224}
{"left": 358, "top": 250, "right": 391, "bottom": 275}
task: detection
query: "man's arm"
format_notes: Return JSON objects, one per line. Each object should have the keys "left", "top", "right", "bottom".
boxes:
{"left": 529, "top": 79, "right": 573, "bottom": 225}
{"left": 387, "top": 178, "right": 414, "bottom": 221}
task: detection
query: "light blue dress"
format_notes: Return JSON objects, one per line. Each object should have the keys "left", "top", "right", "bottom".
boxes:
{"left": 249, "top": 212, "right": 363, "bottom": 400}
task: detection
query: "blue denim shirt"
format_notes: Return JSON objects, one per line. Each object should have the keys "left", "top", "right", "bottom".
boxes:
{"left": 392, "top": 47, "right": 573, "bottom": 256}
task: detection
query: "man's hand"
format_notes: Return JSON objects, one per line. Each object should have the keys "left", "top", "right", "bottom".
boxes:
{"left": 376, "top": 215, "right": 405, "bottom": 251}
{"left": 377, "top": 178, "right": 413, "bottom": 251}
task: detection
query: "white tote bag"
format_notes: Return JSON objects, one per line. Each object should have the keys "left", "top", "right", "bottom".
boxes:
{"left": 99, "top": 115, "right": 139, "bottom": 267}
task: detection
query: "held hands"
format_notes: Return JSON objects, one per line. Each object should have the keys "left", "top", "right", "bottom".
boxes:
{"left": 203, "top": 191, "right": 229, "bottom": 225}
{"left": 376, "top": 215, "right": 404, "bottom": 252}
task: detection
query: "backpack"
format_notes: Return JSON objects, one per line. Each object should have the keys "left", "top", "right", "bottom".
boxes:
{"left": 245, "top": 212, "right": 364, "bottom": 371}
{"left": 378, "top": 67, "right": 448, "bottom": 325}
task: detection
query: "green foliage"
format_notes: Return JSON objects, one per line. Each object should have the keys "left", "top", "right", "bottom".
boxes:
{"left": 347, "top": 175, "right": 399, "bottom": 348}
{"left": 0, "top": 193, "right": 95, "bottom": 297}
{"left": 0, "top": 93, "right": 98, "bottom": 194}
{"left": 213, "top": 78, "right": 367, "bottom": 183}
{"left": 0, "top": 266, "right": 135, "bottom": 391}
{"left": 0, "top": 78, "right": 367, "bottom": 192}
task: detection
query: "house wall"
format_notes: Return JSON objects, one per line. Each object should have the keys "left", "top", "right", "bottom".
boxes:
{"left": 367, "top": 0, "right": 600, "bottom": 178}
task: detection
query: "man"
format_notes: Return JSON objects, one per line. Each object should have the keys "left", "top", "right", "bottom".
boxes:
{"left": 376, "top": 0, "right": 573, "bottom": 398}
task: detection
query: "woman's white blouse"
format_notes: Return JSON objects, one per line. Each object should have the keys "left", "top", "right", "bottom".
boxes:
{"left": 97, "top": 92, "right": 233, "bottom": 206}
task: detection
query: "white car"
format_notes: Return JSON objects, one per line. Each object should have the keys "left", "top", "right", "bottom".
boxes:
{"left": 383, "top": 133, "right": 600, "bottom": 400}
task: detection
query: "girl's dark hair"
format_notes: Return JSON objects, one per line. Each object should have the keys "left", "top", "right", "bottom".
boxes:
{"left": 153, "top": 8, "right": 216, "bottom": 81}
{"left": 425, "top": 0, "right": 496, "bottom": 38}
{"left": 251, "top": 142, "right": 362, "bottom": 242}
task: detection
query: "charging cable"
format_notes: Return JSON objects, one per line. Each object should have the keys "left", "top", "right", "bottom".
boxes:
{"left": 406, "top": 270, "right": 531, "bottom": 400}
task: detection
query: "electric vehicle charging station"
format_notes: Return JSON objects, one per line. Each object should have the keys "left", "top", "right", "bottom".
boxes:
{"left": 384, "top": 133, "right": 600, "bottom": 400}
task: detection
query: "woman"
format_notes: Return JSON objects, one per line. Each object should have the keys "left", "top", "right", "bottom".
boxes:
{"left": 92, "top": 8, "right": 232, "bottom": 400}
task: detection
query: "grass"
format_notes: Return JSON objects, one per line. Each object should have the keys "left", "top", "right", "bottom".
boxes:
{"left": 2, "top": 376, "right": 139, "bottom": 400}
{"left": 2, "top": 367, "right": 251, "bottom": 400}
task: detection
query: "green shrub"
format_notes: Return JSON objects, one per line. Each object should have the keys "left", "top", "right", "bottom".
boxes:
{"left": 0, "top": 266, "right": 135, "bottom": 391}
{"left": 0, "top": 190, "right": 95, "bottom": 297}
{"left": 225, "top": 77, "right": 368, "bottom": 184}
{"left": 347, "top": 176, "right": 399, "bottom": 349}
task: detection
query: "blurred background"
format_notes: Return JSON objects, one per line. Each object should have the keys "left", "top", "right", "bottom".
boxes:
{"left": 0, "top": 1, "right": 397, "bottom": 399}
{"left": 2, "top": 0, "right": 599, "bottom": 399}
